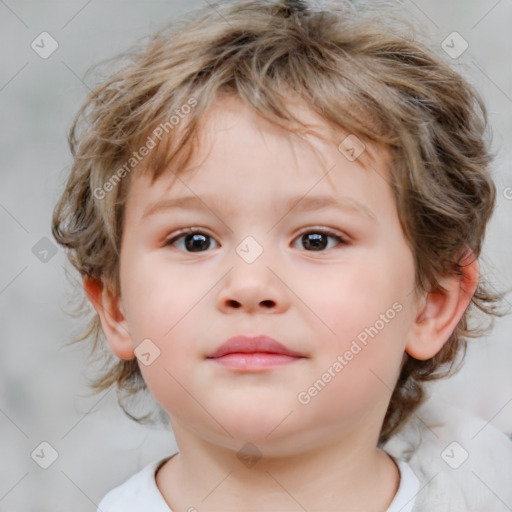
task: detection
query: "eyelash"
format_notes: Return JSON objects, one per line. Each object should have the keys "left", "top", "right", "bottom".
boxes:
{"left": 164, "top": 227, "right": 348, "bottom": 253}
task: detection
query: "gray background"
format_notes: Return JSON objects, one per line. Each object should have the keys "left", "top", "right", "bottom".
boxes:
{"left": 0, "top": 0, "right": 511, "bottom": 510}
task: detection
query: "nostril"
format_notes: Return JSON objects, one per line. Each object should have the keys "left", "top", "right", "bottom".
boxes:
{"left": 260, "top": 300, "right": 275, "bottom": 308}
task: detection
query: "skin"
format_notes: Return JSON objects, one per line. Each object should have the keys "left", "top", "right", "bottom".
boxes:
{"left": 84, "top": 95, "right": 479, "bottom": 511}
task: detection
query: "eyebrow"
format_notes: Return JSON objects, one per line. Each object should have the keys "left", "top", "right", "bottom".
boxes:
{"left": 142, "top": 193, "right": 376, "bottom": 221}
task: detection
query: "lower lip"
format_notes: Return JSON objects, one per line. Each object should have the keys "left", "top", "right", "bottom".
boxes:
{"left": 208, "top": 352, "right": 303, "bottom": 371}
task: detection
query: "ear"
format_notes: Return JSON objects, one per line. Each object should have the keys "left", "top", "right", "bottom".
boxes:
{"left": 82, "top": 276, "right": 135, "bottom": 360}
{"left": 405, "top": 250, "right": 479, "bottom": 360}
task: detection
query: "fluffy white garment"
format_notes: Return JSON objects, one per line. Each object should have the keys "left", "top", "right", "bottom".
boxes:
{"left": 384, "top": 395, "right": 512, "bottom": 511}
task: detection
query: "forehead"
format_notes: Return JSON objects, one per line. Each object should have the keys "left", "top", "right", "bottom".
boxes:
{"left": 192, "top": 95, "right": 385, "bottom": 168}
{"left": 125, "top": 95, "right": 392, "bottom": 220}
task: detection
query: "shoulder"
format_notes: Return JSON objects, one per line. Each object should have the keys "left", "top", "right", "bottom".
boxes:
{"left": 97, "top": 456, "right": 173, "bottom": 512}
{"left": 384, "top": 397, "right": 512, "bottom": 512}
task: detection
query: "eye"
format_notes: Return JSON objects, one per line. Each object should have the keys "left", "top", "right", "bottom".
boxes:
{"left": 164, "top": 227, "right": 348, "bottom": 253}
{"left": 293, "top": 228, "right": 348, "bottom": 252}
{"left": 164, "top": 228, "right": 219, "bottom": 253}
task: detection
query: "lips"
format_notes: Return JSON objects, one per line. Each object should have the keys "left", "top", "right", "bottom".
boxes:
{"left": 207, "top": 335, "right": 305, "bottom": 359}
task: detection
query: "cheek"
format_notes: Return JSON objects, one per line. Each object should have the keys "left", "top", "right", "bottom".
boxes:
{"left": 304, "top": 260, "right": 410, "bottom": 394}
{"left": 123, "top": 259, "right": 203, "bottom": 337}
{"left": 298, "top": 318, "right": 408, "bottom": 428}
{"left": 136, "top": 332, "right": 197, "bottom": 414}
{"left": 308, "top": 262, "right": 406, "bottom": 344}
{"left": 121, "top": 277, "right": 204, "bottom": 410}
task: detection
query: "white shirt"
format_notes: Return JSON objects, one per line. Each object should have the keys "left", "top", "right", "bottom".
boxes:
{"left": 97, "top": 455, "right": 420, "bottom": 512}
{"left": 96, "top": 397, "right": 512, "bottom": 511}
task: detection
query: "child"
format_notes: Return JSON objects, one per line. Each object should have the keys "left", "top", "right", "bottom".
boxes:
{"left": 52, "top": 0, "right": 512, "bottom": 510}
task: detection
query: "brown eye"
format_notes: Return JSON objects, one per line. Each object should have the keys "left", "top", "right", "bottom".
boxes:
{"left": 294, "top": 229, "right": 347, "bottom": 251}
{"left": 165, "top": 229, "right": 219, "bottom": 253}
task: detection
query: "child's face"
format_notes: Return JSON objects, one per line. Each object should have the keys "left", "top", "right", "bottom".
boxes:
{"left": 113, "top": 96, "right": 423, "bottom": 454}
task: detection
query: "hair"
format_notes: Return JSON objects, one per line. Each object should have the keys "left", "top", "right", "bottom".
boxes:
{"left": 52, "top": 0, "right": 509, "bottom": 445}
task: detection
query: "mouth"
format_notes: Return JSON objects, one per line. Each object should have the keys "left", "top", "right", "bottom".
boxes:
{"left": 206, "top": 335, "right": 307, "bottom": 372}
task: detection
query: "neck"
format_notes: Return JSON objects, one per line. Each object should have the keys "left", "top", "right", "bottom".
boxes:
{"left": 156, "top": 422, "right": 400, "bottom": 512}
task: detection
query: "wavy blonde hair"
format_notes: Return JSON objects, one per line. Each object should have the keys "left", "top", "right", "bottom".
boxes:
{"left": 52, "top": 0, "right": 508, "bottom": 444}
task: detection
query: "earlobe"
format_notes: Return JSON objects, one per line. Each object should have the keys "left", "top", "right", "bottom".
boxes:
{"left": 82, "top": 276, "right": 135, "bottom": 360}
{"left": 405, "top": 250, "right": 479, "bottom": 360}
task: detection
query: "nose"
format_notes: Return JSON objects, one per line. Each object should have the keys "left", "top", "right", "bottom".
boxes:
{"left": 216, "top": 252, "right": 290, "bottom": 314}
